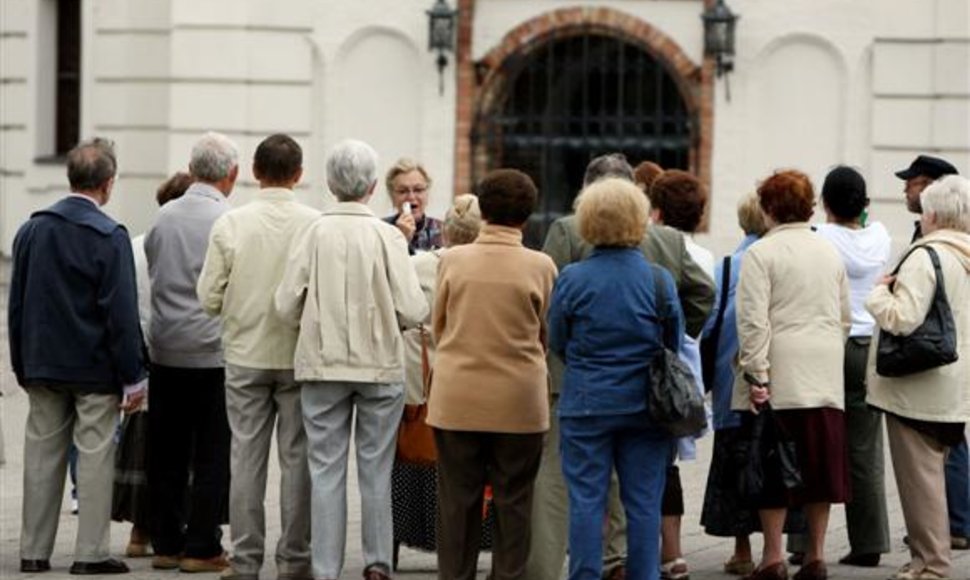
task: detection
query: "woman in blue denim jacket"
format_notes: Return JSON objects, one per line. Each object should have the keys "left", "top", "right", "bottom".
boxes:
{"left": 548, "top": 178, "right": 684, "bottom": 580}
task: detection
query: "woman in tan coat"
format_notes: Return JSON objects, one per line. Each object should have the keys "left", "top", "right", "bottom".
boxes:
{"left": 866, "top": 175, "right": 970, "bottom": 580}
{"left": 427, "top": 169, "right": 557, "bottom": 580}
{"left": 733, "top": 170, "right": 851, "bottom": 580}
{"left": 392, "top": 194, "right": 492, "bottom": 562}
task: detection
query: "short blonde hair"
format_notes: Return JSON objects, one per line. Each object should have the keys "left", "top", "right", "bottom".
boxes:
{"left": 737, "top": 191, "right": 768, "bottom": 236}
{"left": 385, "top": 158, "right": 432, "bottom": 196}
{"left": 577, "top": 178, "right": 648, "bottom": 247}
{"left": 444, "top": 194, "right": 482, "bottom": 246}
{"left": 921, "top": 174, "right": 970, "bottom": 233}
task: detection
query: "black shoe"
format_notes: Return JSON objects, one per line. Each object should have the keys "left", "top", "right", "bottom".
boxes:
{"left": 838, "top": 552, "right": 880, "bottom": 567}
{"left": 69, "top": 559, "right": 130, "bottom": 575}
{"left": 21, "top": 559, "right": 51, "bottom": 573}
{"left": 787, "top": 553, "right": 804, "bottom": 566}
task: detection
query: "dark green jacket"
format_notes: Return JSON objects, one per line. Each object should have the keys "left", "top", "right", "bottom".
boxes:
{"left": 542, "top": 215, "right": 715, "bottom": 393}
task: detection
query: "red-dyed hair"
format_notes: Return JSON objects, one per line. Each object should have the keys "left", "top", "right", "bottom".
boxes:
{"left": 757, "top": 170, "right": 815, "bottom": 224}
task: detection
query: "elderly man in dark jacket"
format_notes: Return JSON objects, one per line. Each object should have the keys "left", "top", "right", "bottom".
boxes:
{"left": 8, "top": 138, "right": 146, "bottom": 575}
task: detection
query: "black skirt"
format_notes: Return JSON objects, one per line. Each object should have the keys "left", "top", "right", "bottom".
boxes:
{"left": 700, "top": 427, "right": 805, "bottom": 537}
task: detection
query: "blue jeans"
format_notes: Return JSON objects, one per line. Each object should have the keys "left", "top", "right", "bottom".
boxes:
{"left": 561, "top": 412, "right": 671, "bottom": 580}
{"left": 946, "top": 436, "right": 970, "bottom": 538}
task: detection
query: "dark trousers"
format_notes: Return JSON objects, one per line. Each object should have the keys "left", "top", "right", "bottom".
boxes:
{"left": 434, "top": 429, "right": 544, "bottom": 580}
{"left": 148, "top": 364, "right": 230, "bottom": 558}
{"left": 843, "top": 337, "right": 890, "bottom": 553}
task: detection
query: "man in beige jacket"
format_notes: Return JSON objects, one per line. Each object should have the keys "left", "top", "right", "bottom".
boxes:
{"left": 197, "top": 134, "right": 320, "bottom": 580}
{"left": 275, "top": 139, "right": 427, "bottom": 580}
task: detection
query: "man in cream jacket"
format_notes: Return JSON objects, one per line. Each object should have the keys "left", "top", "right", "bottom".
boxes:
{"left": 197, "top": 134, "right": 320, "bottom": 580}
{"left": 275, "top": 139, "right": 427, "bottom": 580}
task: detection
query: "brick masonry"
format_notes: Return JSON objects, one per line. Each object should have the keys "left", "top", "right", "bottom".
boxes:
{"left": 451, "top": 1, "right": 715, "bottom": 209}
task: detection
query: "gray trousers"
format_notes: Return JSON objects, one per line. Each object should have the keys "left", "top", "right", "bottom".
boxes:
{"left": 225, "top": 365, "right": 311, "bottom": 578}
{"left": 524, "top": 394, "right": 626, "bottom": 580}
{"left": 21, "top": 385, "right": 119, "bottom": 563}
{"left": 301, "top": 381, "right": 404, "bottom": 579}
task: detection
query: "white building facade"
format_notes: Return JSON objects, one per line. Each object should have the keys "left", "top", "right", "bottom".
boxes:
{"left": 1, "top": 0, "right": 968, "bottom": 255}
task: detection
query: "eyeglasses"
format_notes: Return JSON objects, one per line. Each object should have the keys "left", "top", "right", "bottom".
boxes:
{"left": 393, "top": 185, "right": 428, "bottom": 196}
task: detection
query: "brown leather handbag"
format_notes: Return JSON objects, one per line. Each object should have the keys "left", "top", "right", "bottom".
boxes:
{"left": 396, "top": 327, "right": 437, "bottom": 465}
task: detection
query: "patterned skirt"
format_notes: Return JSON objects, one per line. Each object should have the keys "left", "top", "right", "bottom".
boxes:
{"left": 112, "top": 411, "right": 151, "bottom": 529}
{"left": 391, "top": 460, "right": 495, "bottom": 552}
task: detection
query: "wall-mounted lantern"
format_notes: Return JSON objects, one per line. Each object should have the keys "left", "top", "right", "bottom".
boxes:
{"left": 702, "top": 0, "right": 738, "bottom": 99}
{"left": 427, "top": 0, "right": 458, "bottom": 95}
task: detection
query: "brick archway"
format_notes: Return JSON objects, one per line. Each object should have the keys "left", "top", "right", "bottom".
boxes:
{"left": 453, "top": 4, "right": 715, "bottom": 201}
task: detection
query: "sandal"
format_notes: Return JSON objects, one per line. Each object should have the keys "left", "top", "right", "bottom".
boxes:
{"left": 724, "top": 556, "right": 756, "bottom": 576}
{"left": 661, "top": 558, "right": 690, "bottom": 580}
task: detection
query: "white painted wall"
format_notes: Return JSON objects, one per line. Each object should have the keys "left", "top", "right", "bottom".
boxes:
{"left": 1, "top": 0, "right": 968, "bottom": 258}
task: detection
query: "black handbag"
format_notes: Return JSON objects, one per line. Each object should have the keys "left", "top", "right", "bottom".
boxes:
{"left": 699, "top": 256, "right": 731, "bottom": 391}
{"left": 647, "top": 265, "right": 708, "bottom": 437}
{"left": 876, "top": 245, "right": 959, "bottom": 377}
{"left": 736, "top": 403, "right": 803, "bottom": 506}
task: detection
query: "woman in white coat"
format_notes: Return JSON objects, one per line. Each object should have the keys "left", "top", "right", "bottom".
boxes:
{"left": 866, "top": 175, "right": 970, "bottom": 580}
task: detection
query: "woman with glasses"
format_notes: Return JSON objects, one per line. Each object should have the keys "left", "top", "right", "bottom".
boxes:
{"left": 383, "top": 158, "right": 444, "bottom": 253}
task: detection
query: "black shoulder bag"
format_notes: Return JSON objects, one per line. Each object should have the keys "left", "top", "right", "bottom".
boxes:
{"left": 876, "top": 245, "right": 959, "bottom": 377}
{"left": 699, "top": 256, "right": 731, "bottom": 391}
{"left": 647, "top": 265, "right": 708, "bottom": 437}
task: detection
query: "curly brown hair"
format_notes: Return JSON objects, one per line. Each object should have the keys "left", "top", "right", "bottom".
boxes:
{"left": 633, "top": 161, "right": 663, "bottom": 196}
{"left": 477, "top": 169, "right": 538, "bottom": 227}
{"left": 649, "top": 170, "right": 708, "bottom": 233}
{"left": 758, "top": 170, "right": 815, "bottom": 224}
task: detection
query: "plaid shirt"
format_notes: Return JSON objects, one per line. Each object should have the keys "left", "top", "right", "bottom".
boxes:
{"left": 383, "top": 214, "right": 444, "bottom": 254}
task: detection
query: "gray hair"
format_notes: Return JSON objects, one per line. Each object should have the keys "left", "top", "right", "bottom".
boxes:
{"left": 67, "top": 137, "right": 117, "bottom": 191}
{"left": 189, "top": 132, "right": 239, "bottom": 182}
{"left": 326, "top": 139, "right": 378, "bottom": 201}
{"left": 921, "top": 174, "right": 970, "bottom": 233}
{"left": 583, "top": 153, "right": 634, "bottom": 186}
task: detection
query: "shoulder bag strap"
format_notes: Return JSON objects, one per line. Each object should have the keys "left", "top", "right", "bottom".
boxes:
{"left": 420, "top": 325, "right": 432, "bottom": 400}
{"left": 921, "top": 245, "right": 948, "bottom": 301}
{"left": 708, "top": 256, "right": 732, "bottom": 342}
{"left": 651, "top": 264, "right": 674, "bottom": 349}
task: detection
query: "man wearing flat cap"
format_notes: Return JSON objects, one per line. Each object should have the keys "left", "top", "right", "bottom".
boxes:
{"left": 894, "top": 154, "right": 969, "bottom": 552}
{"left": 895, "top": 154, "right": 958, "bottom": 242}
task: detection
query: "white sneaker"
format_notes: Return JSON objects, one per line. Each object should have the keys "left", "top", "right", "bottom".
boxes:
{"left": 70, "top": 498, "right": 78, "bottom": 515}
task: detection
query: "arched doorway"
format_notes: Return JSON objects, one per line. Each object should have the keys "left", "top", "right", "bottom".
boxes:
{"left": 472, "top": 33, "right": 695, "bottom": 248}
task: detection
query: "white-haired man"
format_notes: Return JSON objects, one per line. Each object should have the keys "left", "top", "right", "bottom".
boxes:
{"left": 275, "top": 139, "right": 427, "bottom": 580}
{"left": 145, "top": 132, "right": 238, "bottom": 573}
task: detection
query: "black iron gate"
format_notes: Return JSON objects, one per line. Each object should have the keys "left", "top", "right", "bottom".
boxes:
{"left": 472, "top": 33, "right": 694, "bottom": 248}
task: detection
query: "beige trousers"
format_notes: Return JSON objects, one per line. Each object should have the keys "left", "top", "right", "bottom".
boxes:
{"left": 886, "top": 415, "right": 952, "bottom": 578}
{"left": 524, "top": 394, "right": 627, "bottom": 580}
{"left": 21, "top": 385, "right": 119, "bottom": 562}
{"left": 225, "top": 365, "right": 311, "bottom": 578}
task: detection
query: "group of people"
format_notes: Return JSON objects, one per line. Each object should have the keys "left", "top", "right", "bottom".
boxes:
{"left": 6, "top": 128, "right": 970, "bottom": 580}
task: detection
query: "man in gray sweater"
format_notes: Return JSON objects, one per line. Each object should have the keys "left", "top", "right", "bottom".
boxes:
{"left": 144, "top": 132, "right": 238, "bottom": 573}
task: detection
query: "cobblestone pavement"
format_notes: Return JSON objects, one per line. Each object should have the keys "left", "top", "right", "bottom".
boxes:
{"left": 0, "top": 258, "right": 967, "bottom": 579}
